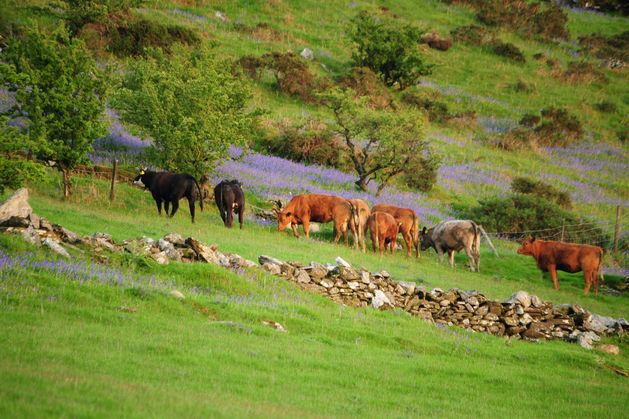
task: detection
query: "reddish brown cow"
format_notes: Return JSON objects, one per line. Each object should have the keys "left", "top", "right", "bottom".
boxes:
{"left": 367, "top": 211, "right": 401, "bottom": 255}
{"left": 517, "top": 237, "right": 604, "bottom": 295}
{"left": 349, "top": 199, "right": 370, "bottom": 252}
{"left": 332, "top": 200, "right": 359, "bottom": 246}
{"left": 371, "top": 204, "right": 419, "bottom": 257}
{"left": 276, "top": 194, "right": 354, "bottom": 241}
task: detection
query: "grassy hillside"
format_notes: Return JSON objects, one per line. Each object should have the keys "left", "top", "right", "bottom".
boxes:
{"left": 1, "top": 175, "right": 628, "bottom": 417}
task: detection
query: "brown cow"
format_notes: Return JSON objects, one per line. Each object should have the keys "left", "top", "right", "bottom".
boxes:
{"left": 332, "top": 200, "right": 359, "bottom": 246}
{"left": 371, "top": 204, "right": 419, "bottom": 257}
{"left": 517, "top": 237, "right": 604, "bottom": 295}
{"left": 349, "top": 199, "right": 370, "bottom": 252}
{"left": 367, "top": 211, "right": 401, "bottom": 255}
{"left": 276, "top": 194, "right": 355, "bottom": 242}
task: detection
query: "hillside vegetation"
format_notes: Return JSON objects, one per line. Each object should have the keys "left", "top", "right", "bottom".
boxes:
{"left": 1, "top": 0, "right": 628, "bottom": 417}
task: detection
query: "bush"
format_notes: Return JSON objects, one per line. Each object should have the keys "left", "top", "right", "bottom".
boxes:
{"left": 512, "top": 79, "right": 534, "bottom": 93}
{"left": 456, "top": 194, "right": 607, "bottom": 245}
{"left": 561, "top": 61, "right": 607, "bottom": 84}
{"left": 578, "top": 31, "right": 629, "bottom": 63}
{"left": 511, "top": 177, "right": 572, "bottom": 209}
{"left": 401, "top": 90, "right": 450, "bottom": 122}
{"left": 61, "top": 0, "right": 143, "bottom": 34}
{"left": 563, "top": 0, "right": 629, "bottom": 16}
{"left": 348, "top": 11, "right": 433, "bottom": 89}
{"left": 238, "top": 52, "right": 317, "bottom": 102}
{"left": 338, "top": 67, "right": 393, "bottom": 109}
{"left": 519, "top": 113, "right": 540, "bottom": 127}
{"left": 451, "top": 25, "right": 491, "bottom": 45}
{"left": 401, "top": 149, "right": 441, "bottom": 193}
{"left": 490, "top": 127, "right": 537, "bottom": 151}
{"left": 534, "top": 106, "right": 583, "bottom": 146}
{"left": 487, "top": 40, "right": 525, "bottom": 62}
{"left": 594, "top": 100, "right": 618, "bottom": 113}
{"left": 259, "top": 119, "right": 348, "bottom": 169}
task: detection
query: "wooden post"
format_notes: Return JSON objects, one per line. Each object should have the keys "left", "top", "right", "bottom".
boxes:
{"left": 478, "top": 225, "right": 499, "bottom": 257}
{"left": 613, "top": 205, "right": 621, "bottom": 256}
{"left": 560, "top": 219, "right": 565, "bottom": 242}
{"left": 109, "top": 158, "right": 117, "bottom": 202}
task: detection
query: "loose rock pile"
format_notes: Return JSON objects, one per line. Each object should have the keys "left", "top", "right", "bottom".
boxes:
{"left": 260, "top": 256, "right": 628, "bottom": 347}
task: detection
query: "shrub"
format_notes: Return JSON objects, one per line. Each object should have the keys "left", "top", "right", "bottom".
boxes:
{"left": 563, "top": 0, "right": 629, "bottom": 16}
{"left": 401, "top": 149, "right": 441, "bottom": 193}
{"left": 456, "top": 194, "right": 607, "bottom": 245}
{"left": 578, "top": 31, "right": 629, "bottom": 63}
{"left": 259, "top": 119, "right": 348, "bottom": 169}
{"left": 338, "top": 67, "right": 393, "bottom": 109}
{"left": 511, "top": 177, "right": 572, "bottom": 209}
{"left": 401, "top": 90, "right": 450, "bottom": 122}
{"left": 348, "top": 11, "right": 433, "bottom": 89}
{"left": 487, "top": 40, "right": 525, "bottom": 62}
{"left": 419, "top": 32, "right": 453, "bottom": 51}
{"left": 61, "top": 0, "right": 143, "bottom": 34}
{"left": 490, "top": 127, "right": 537, "bottom": 151}
{"left": 519, "top": 113, "right": 540, "bottom": 127}
{"left": 512, "top": 79, "right": 534, "bottom": 93}
{"left": 561, "top": 61, "right": 607, "bottom": 84}
{"left": 534, "top": 106, "right": 583, "bottom": 146}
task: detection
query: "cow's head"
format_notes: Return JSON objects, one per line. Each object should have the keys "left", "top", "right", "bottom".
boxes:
{"left": 419, "top": 226, "right": 434, "bottom": 251}
{"left": 134, "top": 168, "right": 148, "bottom": 186}
{"left": 276, "top": 210, "right": 295, "bottom": 232}
{"left": 517, "top": 236, "right": 537, "bottom": 256}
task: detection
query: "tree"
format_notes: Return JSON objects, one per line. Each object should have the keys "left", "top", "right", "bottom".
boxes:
{"left": 0, "top": 25, "right": 108, "bottom": 197}
{"left": 348, "top": 11, "right": 432, "bottom": 90}
{"left": 0, "top": 117, "right": 45, "bottom": 193}
{"left": 321, "top": 88, "right": 438, "bottom": 195}
{"left": 112, "top": 45, "right": 253, "bottom": 180}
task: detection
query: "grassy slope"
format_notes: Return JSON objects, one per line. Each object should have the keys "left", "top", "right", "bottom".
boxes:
{"left": 1, "top": 179, "right": 628, "bottom": 417}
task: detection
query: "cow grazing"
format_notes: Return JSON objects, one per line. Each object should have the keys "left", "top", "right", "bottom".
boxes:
{"left": 517, "top": 237, "right": 604, "bottom": 295}
{"left": 349, "top": 199, "right": 370, "bottom": 252}
{"left": 371, "top": 204, "right": 419, "bottom": 257}
{"left": 214, "top": 180, "right": 245, "bottom": 229}
{"left": 332, "top": 200, "right": 359, "bottom": 246}
{"left": 420, "top": 220, "right": 480, "bottom": 271}
{"left": 367, "top": 211, "right": 401, "bottom": 255}
{"left": 275, "top": 194, "right": 351, "bottom": 240}
{"left": 135, "top": 169, "right": 203, "bottom": 223}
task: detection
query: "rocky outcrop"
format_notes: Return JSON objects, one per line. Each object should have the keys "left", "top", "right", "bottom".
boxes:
{"left": 0, "top": 188, "right": 32, "bottom": 226}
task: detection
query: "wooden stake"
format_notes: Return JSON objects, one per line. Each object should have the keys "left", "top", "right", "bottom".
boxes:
{"left": 109, "top": 158, "right": 117, "bottom": 202}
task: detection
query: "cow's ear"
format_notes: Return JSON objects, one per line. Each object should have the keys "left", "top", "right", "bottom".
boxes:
{"left": 530, "top": 236, "right": 536, "bottom": 242}
{"left": 285, "top": 212, "right": 291, "bottom": 217}
{"left": 421, "top": 227, "right": 427, "bottom": 234}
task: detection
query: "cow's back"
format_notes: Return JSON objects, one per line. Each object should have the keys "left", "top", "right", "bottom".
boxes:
{"left": 432, "top": 220, "right": 478, "bottom": 250}
{"left": 291, "top": 194, "right": 346, "bottom": 223}
{"left": 537, "top": 241, "right": 602, "bottom": 273}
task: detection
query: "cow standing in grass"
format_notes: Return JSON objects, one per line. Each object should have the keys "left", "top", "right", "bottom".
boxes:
{"left": 367, "top": 211, "right": 401, "bottom": 255}
{"left": 214, "top": 179, "right": 245, "bottom": 229}
{"left": 134, "top": 169, "right": 203, "bottom": 223}
{"left": 371, "top": 204, "right": 419, "bottom": 257}
{"left": 420, "top": 220, "right": 480, "bottom": 271}
{"left": 517, "top": 237, "right": 604, "bottom": 295}
{"left": 349, "top": 198, "right": 370, "bottom": 252}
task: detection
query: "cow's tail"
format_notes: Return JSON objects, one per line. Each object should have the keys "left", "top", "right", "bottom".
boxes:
{"left": 193, "top": 177, "right": 204, "bottom": 211}
{"left": 598, "top": 247, "right": 605, "bottom": 284}
{"left": 375, "top": 212, "right": 380, "bottom": 252}
{"left": 471, "top": 221, "right": 479, "bottom": 253}
{"left": 412, "top": 212, "right": 419, "bottom": 258}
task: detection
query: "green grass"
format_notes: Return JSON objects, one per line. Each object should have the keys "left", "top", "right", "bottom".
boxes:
{"left": 1, "top": 178, "right": 628, "bottom": 417}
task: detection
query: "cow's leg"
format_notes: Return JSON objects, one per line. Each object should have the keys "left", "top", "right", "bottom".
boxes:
{"left": 583, "top": 271, "right": 592, "bottom": 296}
{"left": 403, "top": 231, "right": 412, "bottom": 257}
{"left": 238, "top": 208, "right": 244, "bottom": 230}
{"left": 333, "top": 221, "right": 342, "bottom": 244}
{"left": 379, "top": 237, "right": 385, "bottom": 255}
{"left": 188, "top": 197, "right": 195, "bottom": 223}
{"left": 548, "top": 265, "right": 559, "bottom": 290}
{"left": 154, "top": 198, "right": 163, "bottom": 216}
{"left": 390, "top": 237, "right": 396, "bottom": 255}
{"left": 448, "top": 250, "right": 455, "bottom": 268}
{"left": 170, "top": 200, "right": 179, "bottom": 218}
{"left": 290, "top": 222, "right": 300, "bottom": 238}
{"left": 463, "top": 246, "right": 476, "bottom": 272}
{"left": 370, "top": 230, "right": 378, "bottom": 253}
{"left": 163, "top": 200, "right": 170, "bottom": 216}
{"left": 302, "top": 218, "right": 311, "bottom": 239}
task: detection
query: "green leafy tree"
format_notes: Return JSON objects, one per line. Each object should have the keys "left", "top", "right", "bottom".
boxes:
{"left": 0, "top": 25, "right": 107, "bottom": 197}
{"left": 348, "top": 11, "right": 432, "bottom": 90}
{"left": 321, "top": 88, "right": 438, "bottom": 195}
{"left": 0, "top": 117, "right": 45, "bottom": 193}
{"left": 112, "top": 45, "right": 253, "bottom": 179}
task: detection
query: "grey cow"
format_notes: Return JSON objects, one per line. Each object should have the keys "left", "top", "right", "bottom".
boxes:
{"left": 420, "top": 220, "right": 481, "bottom": 272}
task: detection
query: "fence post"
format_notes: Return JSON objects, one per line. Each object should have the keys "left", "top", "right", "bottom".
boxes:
{"left": 109, "top": 158, "right": 117, "bottom": 202}
{"left": 560, "top": 219, "right": 565, "bottom": 242}
{"left": 613, "top": 205, "right": 621, "bottom": 256}
{"left": 478, "top": 225, "right": 499, "bottom": 257}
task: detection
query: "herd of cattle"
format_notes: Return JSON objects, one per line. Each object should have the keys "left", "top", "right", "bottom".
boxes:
{"left": 133, "top": 169, "right": 605, "bottom": 296}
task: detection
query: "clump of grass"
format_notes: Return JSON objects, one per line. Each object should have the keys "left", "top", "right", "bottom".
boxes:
{"left": 486, "top": 39, "right": 525, "bottom": 62}
{"left": 451, "top": 24, "right": 491, "bottom": 46}
{"left": 561, "top": 61, "right": 607, "bottom": 84}
{"left": 594, "top": 100, "right": 618, "bottom": 113}
{"left": 511, "top": 79, "right": 534, "bottom": 93}
{"left": 578, "top": 31, "right": 629, "bottom": 63}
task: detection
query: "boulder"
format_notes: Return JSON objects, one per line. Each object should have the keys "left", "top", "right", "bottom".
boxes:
{"left": 59, "top": 227, "right": 81, "bottom": 244}
{"left": 170, "top": 289, "right": 185, "bottom": 300}
{"left": 151, "top": 251, "right": 170, "bottom": 265}
{"left": 259, "top": 255, "right": 284, "bottom": 266}
{"left": 505, "top": 291, "right": 531, "bottom": 308}
{"left": 28, "top": 213, "right": 40, "bottom": 229}
{"left": 39, "top": 218, "right": 53, "bottom": 231}
{"left": 597, "top": 344, "right": 620, "bottom": 355}
{"left": 186, "top": 238, "right": 219, "bottom": 264}
{"left": 294, "top": 269, "right": 311, "bottom": 284}
{"left": 530, "top": 294, "right": 544, "bottom": 308}
{"left": 0, "top": 188, "right": 32, "bottom": 226}
{"left": 335, "top": 256, "right": 351, "bottom": 268}
{"left": 21, "top": 225, "right": 41, "bottom": 246}
{"left": 576, "top": 331, "right": 600, "bottom": 350}
{"left": 163, "top": 233, "right": 185, "bottom": 247}
{"left": 585, "top": 313, "right": 618, "bottom": 334}
{"left": 42, "top": 237, "right": 70, "bottom": 258}
{"left": 262, "top": 262, "right": 281, "bottom": 275}
{"left": 371, "top": 289, "right": 392, "bottom": 309}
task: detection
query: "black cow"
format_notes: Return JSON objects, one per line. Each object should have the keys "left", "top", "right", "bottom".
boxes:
{"left": 214, "top": 179, "right": 245, "bottom": 229}
{"left": 134, "top": 169, "right": 203, "bottom": 223}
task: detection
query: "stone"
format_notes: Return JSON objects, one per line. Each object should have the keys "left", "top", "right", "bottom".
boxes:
{"left": 505, "top": 291, "right": 531, "bottom": 308}
{"left": 151, "top": 251, "right": 170, "bottom": 265}
{"left": 214, "top": 251, "right": 231, "bottom": 267}
{"left": 398, "top": 281, "right": 416, "bottom": 295}
{"left": 60, "top": 227, "right": 81, "bottom": 244}
{"left": 21, "top": 225, "right": 41, "bottom": 246}
{"left": 39, "top": 218, "right": 53, "bottom": 231}
{"left": 348, "top": 281, "right": 360, "bottom": 290}
{"left": 300, "top": 47, "right": 314, "bottom": 60}
{"left": 576, "top": 331, "right": 600, "bottom": 350}
{"left": 259, "top": 255, "right": 284, "bottom": 266}
{"left": 42, "top": 237, "right": 70, "bottom": 258}
{"left": 163, "top": 233, "right": 185, "bottom": 247}
{"left": 186, "top": 238, "right": 219, "bottom": 264}
{"left": 28, "top": 213, "right": 40, "bottom": 229}
{"left": 1, "top": 216, "right": 29, "bottom": 227}
{"left": 360, "top": 270, "right": 371, "bottom": 284}
{"left": 597, "top": 344, "right": 620, "bottom": 355}
{"left": 242, "top": 259, "right": 258, "bottom": 268}
{"left": 262, "top": 320, "right": 287, "bottom": 332}
{"left": 395, "top": 284, "right": 406, "bottom": 295}
{"left": 440, "top": 299, "right": 451, "bottom": 307}
{"left": 371, "top": 289, "right": 392, "bottom": 309}
{"left": 530, "top": 295, "right": 544, "bottom": 308}
{"left": 262, "top": 262, "right": 281, "bottom": 275}
{"left": 215, "top": 10, "right": 228, "bottom": 22}
{"left": 170, "top": 289, "right": 185, "bottom": 300}
{"left": 335, "top": 256, "right": 351, "bottom": 268}
{"left": 585, "top": 313, "right": 617, "bottom": 334}
{"left": 0, "top": 188, "right": 32, "bottom": 225}
{"left": 320, "top": 279, "right": 334, "bottom": 288}
{"left": 339, "top": 267, "right": 359, "bottom": 281}
{"left": 295, "top": 269, "right": 311, "bottom": 284}
{"left": 519, "top": 313, "right": 533, "bottom": 325}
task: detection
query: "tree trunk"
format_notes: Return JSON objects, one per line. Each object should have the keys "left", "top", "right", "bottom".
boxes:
{"left": 62, "top": 168, "right": 72, "bottom": 198}
{"left": 355, "top": 177, "right": 369, "bottom": 193}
